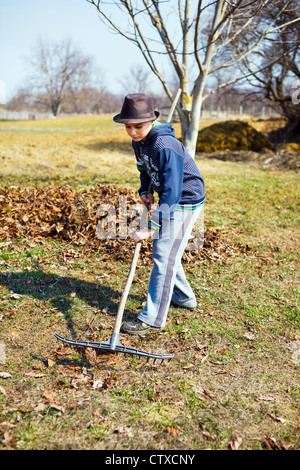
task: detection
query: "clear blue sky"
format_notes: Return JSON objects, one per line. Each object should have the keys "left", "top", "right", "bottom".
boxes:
{"left": 0, "top": 0, "right": 157, "bottom": 102}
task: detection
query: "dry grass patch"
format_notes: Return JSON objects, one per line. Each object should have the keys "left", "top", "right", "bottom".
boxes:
{"left": 0, "top": 115, "right": 299, "bottom": 451}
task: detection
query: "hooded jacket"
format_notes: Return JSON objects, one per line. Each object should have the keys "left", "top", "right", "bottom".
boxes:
{"left": 132, "top": 122, "right": 205, "bottom": 231}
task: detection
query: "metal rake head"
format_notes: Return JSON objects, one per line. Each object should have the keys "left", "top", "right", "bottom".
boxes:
{"left": 54, "top": 332, "right": 174, "bottom": 364}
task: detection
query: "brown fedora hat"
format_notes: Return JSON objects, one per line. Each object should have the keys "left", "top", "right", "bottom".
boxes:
{"left": 113, "top": 93, "right": 159, "bottom": 124}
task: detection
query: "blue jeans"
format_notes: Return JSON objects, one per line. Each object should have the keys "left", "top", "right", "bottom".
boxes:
{"left": 138, "top": 204, "right": 203, "bottom": 328}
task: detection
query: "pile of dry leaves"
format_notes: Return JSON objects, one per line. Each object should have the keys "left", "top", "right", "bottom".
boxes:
{"left": 0, "top": 184, "right": 254, "bottom": 264}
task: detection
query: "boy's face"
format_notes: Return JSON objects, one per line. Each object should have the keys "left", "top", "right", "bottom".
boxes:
{"left": 125, "top": 120, "right": 155, "bottom": 142}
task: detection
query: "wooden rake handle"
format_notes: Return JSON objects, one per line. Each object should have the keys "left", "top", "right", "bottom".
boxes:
{"left": 166, "top": 88, "right": 182, "bottom": 122}
{"left": 112, "top": 204, "right": 148, "bottom": 336}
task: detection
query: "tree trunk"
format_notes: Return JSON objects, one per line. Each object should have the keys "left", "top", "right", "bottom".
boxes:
{"left": 51, "top": 98, "right": 61, "bottom": 117}
{"left": 181, "top": 109, "right": 201, "bottom": 158}
{"left": 180, "top": 75, "right": 207, "bottom": 158}
{"left": 179, "top": 0, "right": 223, "bottom": 158}
{"left": 282, "top": 112, "right": 300, "bottom": 142}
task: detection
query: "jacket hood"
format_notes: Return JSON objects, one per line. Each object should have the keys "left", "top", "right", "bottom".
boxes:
{"left": 146, "top": 122, "right": 175, "bottom": 144}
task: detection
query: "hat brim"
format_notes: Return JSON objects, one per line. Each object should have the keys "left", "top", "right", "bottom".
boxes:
{"left": 113, "top": 110, "right": 160, "bottom": 124}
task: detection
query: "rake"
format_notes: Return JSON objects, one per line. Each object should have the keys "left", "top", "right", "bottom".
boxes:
{"left": 55, "top": 89, "right": 182, "bottom": 362}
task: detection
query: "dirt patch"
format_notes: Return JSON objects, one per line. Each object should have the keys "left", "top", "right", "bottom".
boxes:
{"left": 196, "top": 121, "right": 272, "bottom": 153}
{"left": 195, "top": 120, "right": 300, "bottom": 170}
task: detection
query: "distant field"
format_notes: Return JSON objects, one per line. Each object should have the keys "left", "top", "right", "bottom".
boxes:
{"left": 0, "top": 116, "right": 139, "bottom": 185}
{"left": 0, "top": 114, "right": 286, "bottom": 183}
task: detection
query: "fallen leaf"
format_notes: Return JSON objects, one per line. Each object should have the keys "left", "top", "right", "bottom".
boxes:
{"left": 268, "top": 413, "right": 287, "bottom": 424}
{"left": 182, "top": 362, "right": 194, "bottom": 369}
{"left": 203, "top": 388, "right": 217, "bottom": 400}
{"left": 93, "top": 378, "right": 104, "bottom": 389}
{"left": 42, "top": 390, "right": 65, "bottom": 413}
{"left": 1, "top": 431, "right": 16, "bottom": 447}
{"left": 243, "top": 332, "right": 255, "bottom": 340}
{"left": 166, "top": 426, "right": 180, "bottom": 437}
{"left": 9, "top": 293, "right": 22, "bottom": 299}
{"left": 195, "top": 343, "right": 208, "bottom": 351}
{"left": 114, "top": 425, "right": 134, "bottom": 437}
{"left": 25, "top": 372, "right": 46, "bottom": 378}
{"left": 0, "top": 422, "right": 16, "bottom": 429}
{"left": 42, "top": 390, "right": 57, "bottom": 402}
{"left": 256, "top": 395, "right": 275, "bottom": 402}
{"left": 34, "top": 403, "right": 48, "bottom": 412}
{"left": 229, "top": 437, "right": 242, "bottom": 450}
{"left": 46, "top": 359, "right": 56, "bottom": 368}
{"left": 0, "top": 372, "right": 12, "bottom": 379}
{"left": 3, "top": 406, "right": 32, "bottom": 413}
{"left": 193, "top": 385, "right": 217, "bottom": 401}
{"left": 66, "top": 292, "right": 76, "bottom": 299}
{"left": 264, "top": 437, "right": 282, "bottom": 450}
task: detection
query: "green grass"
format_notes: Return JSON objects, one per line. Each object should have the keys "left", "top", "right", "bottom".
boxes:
{"left": 0, "top": 116, "right": 299, "bottom": 450}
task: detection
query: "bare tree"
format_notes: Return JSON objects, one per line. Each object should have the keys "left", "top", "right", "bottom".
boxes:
{"left": 87, "top": 0, "right": 300, "bottom": 157}
{"left": 25, "top": 38, "right": 94, "bottom": 116}
{"left": 5, "top": 87, "right": 35, "bottom": 111}
{"left": 119, "top": 64, "right": 153, "bottom": 93}
{"left": 241, "top": 0, "right": 300, "bottom": 141}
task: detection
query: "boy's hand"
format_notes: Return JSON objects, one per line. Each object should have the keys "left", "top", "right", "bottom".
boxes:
{"left": 134, "top": 228, "right": 154, "bottom": 244}
{"left": 141, "top": 193, "right": 154, "bottom": 211}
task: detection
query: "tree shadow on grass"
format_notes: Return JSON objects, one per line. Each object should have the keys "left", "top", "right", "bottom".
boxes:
{"left": 0, "top": 270, "right": 143, "bottom": 340}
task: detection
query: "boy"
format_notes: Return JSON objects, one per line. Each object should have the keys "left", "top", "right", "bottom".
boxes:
{"left": 113, "top": 93, "right": 205, "bottom": 335}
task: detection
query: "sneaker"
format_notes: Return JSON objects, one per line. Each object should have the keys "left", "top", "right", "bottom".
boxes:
{"left": 121, "top": 319, "right": 160, "bottom": 335}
